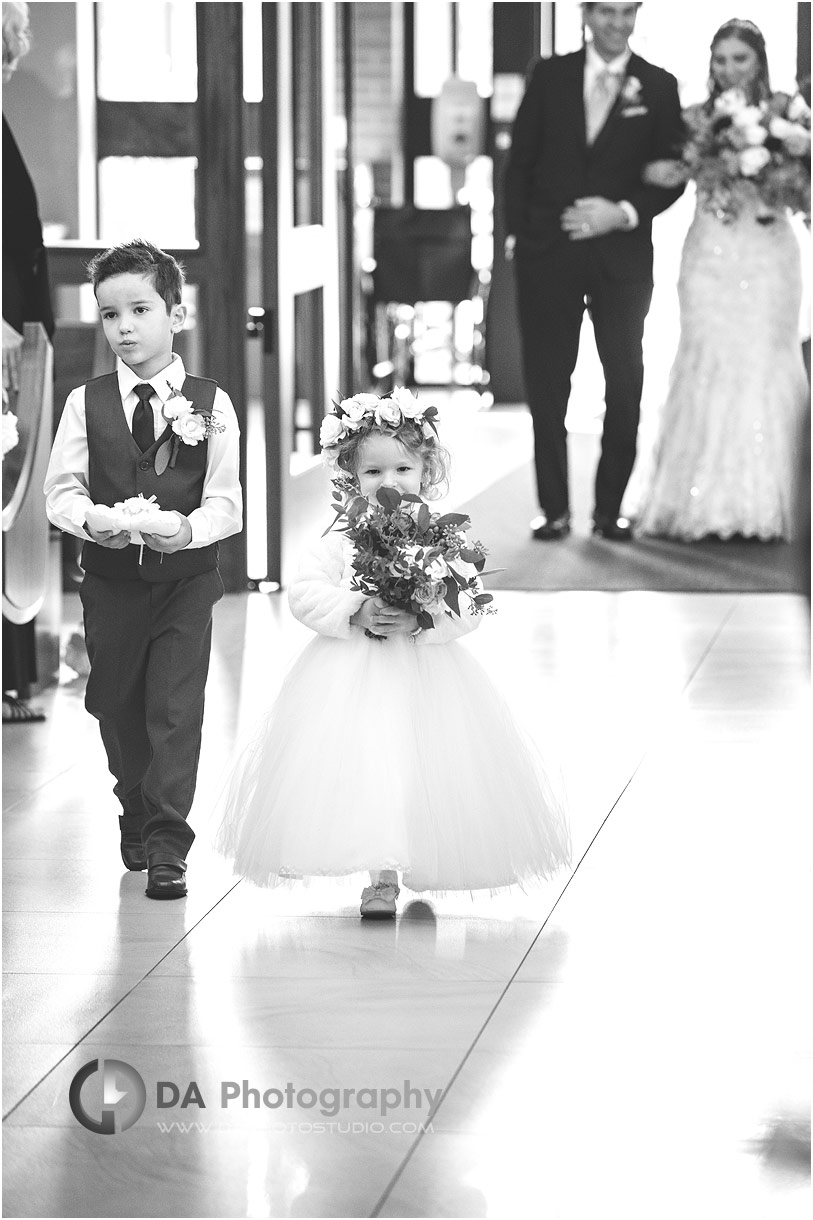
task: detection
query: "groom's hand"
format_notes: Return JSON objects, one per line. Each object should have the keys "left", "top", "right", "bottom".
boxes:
{"left": 561, "top": 197, "right": 629, "bottom": 240}
{"left": 642, "top": 159, "right": 686, "bottom": 189}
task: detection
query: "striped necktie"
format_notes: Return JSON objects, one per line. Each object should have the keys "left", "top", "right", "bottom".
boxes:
{"left": 586, "top": 69, "right": 620, "bottom": 144}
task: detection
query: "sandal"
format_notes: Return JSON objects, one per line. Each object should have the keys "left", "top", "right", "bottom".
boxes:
{"left": 2, "top": 697, "right": 46, "bottom": 723}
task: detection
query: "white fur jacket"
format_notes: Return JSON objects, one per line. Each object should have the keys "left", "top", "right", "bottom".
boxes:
{"left": 287, "top": 531, "right": 481, "bottom": 645}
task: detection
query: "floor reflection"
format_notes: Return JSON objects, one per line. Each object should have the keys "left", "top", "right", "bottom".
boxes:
{"left": 3, "top": 581, "right": 809, "bottom": 1217}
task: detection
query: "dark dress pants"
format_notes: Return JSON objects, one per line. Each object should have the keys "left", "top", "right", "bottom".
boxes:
{"left": 80, "top": 569, "right": 224, "bottom": 860}
{"left": 2, "top": 616, "right": 38, "bottom": 698}
{"left": 516, "top": 242, "right": 653, "bottom": 522}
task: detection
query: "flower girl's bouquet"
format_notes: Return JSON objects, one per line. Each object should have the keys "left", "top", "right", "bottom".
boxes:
{"left": 327, "top": 477, "right": 496, "bottom": 638}
{"left": 684, "top": 88, "right": 811, "bottom": 220}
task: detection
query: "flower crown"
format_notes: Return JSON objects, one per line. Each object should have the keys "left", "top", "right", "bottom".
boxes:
{"left": 319, "top": 387, "right": 439, "bottom": 466}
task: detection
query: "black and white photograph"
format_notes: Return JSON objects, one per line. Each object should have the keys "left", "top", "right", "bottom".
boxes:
{"left": 2, "top": 2, "right": 811, "bottom": 1217}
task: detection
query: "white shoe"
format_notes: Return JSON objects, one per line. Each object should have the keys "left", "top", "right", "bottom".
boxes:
{"left": 360, "top": 881, "right": 400, "bottom": 919}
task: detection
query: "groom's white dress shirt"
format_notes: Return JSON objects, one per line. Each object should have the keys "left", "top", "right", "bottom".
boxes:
{"left": 583, "top": 43, "right": 639, "bottom": 230}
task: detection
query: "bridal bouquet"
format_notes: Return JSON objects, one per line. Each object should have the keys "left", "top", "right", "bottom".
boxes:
{"left": 327, "top": 477, "right": 495, "bottom": 636}
{"left": 683, "top": 89, "right": 811, "bottom": 219}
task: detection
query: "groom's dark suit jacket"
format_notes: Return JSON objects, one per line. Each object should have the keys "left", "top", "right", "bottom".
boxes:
{"left": 504, "top": 49, "right": 685, "bottom": 278}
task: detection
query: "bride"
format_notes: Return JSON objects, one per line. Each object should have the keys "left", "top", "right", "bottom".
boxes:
{"left": 636, "top": 18, "right": 809, "bottom": 542}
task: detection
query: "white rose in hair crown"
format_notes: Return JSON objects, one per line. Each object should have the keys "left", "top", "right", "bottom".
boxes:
{"left": 319, "top": 387, "right": 439, "bottom": 462}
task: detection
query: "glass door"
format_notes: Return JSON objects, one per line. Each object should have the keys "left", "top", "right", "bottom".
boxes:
{"left": 43, "top": 1, "right": 248, "bottom": 590}
{"left": 258, "top": 0, "right": 341, "bottom": 588}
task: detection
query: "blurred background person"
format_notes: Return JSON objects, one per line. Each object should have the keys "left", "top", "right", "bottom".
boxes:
{"left": 2, "top": 2, "right": 56, "bottom": 723}
{"left": 503, "top": 2, "right": 685, "bottom": 543}
{"left": 2, "top": 0, "right": 55, "bottom": 723}
{"left": 637, "top": 18, "right": 810, "bottom": 542}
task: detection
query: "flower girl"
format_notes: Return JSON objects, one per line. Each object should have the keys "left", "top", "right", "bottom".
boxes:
{"left": 217, "top": 390, "right": 570, "bottom": 916}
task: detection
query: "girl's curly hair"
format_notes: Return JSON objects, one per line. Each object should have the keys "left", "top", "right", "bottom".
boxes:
{"left": 333, "top": 418, "right": 451, "bottom": 500}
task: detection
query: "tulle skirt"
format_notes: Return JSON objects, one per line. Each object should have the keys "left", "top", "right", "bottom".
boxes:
{"left": 215, "top": 632, "right": 570, "bottom": 893}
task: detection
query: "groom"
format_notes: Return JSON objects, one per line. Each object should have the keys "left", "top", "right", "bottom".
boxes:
{"left": 504, "top": 2, "right": 685, "bottom": 540}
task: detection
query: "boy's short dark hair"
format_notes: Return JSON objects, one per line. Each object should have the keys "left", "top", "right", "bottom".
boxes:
{"left": 86, "top": 239, "right": 185, "bottom": 311}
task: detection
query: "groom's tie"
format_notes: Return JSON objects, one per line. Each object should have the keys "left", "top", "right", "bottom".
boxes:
{"left": 586, "top": 68, "right": 620, "bottom": 144}
{"left": 132, "top": 383, "right": 155, "bottom": 451}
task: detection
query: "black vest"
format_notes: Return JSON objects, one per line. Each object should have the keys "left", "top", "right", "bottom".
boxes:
{"left": 82, "top": 372, "right": 220, "bottom": 582}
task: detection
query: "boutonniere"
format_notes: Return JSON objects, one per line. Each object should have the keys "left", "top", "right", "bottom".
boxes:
{"left": 621, "top": 76, "right": 643, "bottom": 105}
{"left": 155, "top": 383, "right": 226, "bottom": 475}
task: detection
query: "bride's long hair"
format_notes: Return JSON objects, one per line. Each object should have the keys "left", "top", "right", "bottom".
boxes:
{"left": 706, "top": 19, "right": 772, "bottom": 106}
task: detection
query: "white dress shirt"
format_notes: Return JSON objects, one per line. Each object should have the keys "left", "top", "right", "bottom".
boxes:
{"left": 583, "top": 43, "right": 631, "bottom": 106}
{"left": 44, "top": 353, "right": 243, "bottom": 548}
{"left": 583, "top": 43, "right": 639, "bottom": 230}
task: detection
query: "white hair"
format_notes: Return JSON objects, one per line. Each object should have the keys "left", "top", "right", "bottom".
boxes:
{"left": 2, "top": 2, "right": 31, "bottom": 81}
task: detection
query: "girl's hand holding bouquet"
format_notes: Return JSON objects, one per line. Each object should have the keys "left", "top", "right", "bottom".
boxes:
{"left": 350, "top": 598, "right": 418, "bottom": 638}
{"left": 328, "top": 478, "right": 497, "bottom": 641}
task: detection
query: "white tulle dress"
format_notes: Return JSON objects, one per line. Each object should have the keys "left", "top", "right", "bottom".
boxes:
{"left": 638, "top": 189, "right": 808, "bottom": 541}
{"left": 216, "top": 532, "right": 570, "bottom": 893}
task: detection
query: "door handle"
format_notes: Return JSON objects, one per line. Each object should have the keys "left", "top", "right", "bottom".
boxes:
{"left": 247, "top": 307, "right": 274, "bottom": 355}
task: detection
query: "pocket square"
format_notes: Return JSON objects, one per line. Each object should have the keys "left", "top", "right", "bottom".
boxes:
{"left": 621, "top": 105, "right": 649, "bottom": 117}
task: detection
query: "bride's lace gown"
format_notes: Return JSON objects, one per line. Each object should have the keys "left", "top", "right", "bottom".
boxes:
{"left": 638, "top": 191, "right": 808, "bottom": 540}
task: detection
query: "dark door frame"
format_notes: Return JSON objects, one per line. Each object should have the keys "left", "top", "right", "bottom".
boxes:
{"left": 260, "top": 0, "right": 341, "bottom": 589}
{"left": 47, "top": 2, "right": 248, "bottom": 591}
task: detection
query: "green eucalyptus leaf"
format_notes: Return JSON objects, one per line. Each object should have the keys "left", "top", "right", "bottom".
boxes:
{"left": 154, "top": 439, "right": 171, "bottom": 477}
{"left": 376, "top": 486, "right": 401, "bottom": 512}
{"left": 444, "top": 583, "right": 460, "bottom": 615}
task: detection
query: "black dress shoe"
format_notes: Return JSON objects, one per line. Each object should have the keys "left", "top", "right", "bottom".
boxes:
{"left": 145, "top": 854, "right": 187, "bottom": 900}
{"left": 530, "top": 514, "right": 571, "bottom": 541}
{"left": 592, "top": 515, "right": 634, "bottom": 542}
{"left": 120, "top": 834, "right": 147, "bottom": 872}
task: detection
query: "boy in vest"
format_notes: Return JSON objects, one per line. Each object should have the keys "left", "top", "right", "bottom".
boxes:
{"left": 44, "top": 239, "right": 242, "bottom": 899}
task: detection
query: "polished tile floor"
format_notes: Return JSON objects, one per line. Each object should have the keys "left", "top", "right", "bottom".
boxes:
{"left": 3, "top": 417, "right": 811, "bottom": 1217}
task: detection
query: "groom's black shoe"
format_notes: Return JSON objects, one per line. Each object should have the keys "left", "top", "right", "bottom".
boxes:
{"left": 593, "top": 515, "right": 634, "bottom": 542}
{"left": 531, "top": 514, "right": 571, "bottom": 541}
{"left": 120, "top": 833, "right": 147, "bottom": 872}
{"left": 145, "top": 853, "right": 187, "bottom": 900}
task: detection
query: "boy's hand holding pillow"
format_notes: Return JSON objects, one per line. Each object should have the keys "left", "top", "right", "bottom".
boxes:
{"left": 85, "top": 494, "right": 181, "bottom": 540}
